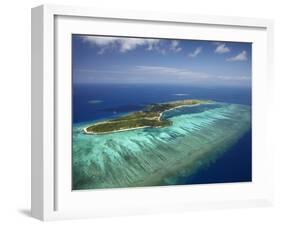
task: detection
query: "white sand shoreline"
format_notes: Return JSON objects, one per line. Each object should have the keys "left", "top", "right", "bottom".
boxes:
{"left": 83, "top": 125, "right": 151, "bottom": 135}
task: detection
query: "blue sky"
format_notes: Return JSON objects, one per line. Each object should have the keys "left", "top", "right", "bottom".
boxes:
{"left": 72, "top": 35, "right": 252, "bottom": 87}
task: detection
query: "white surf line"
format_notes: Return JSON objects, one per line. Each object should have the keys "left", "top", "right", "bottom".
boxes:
{"left": 157, "top": 103, "right": 201, "bottom": 120}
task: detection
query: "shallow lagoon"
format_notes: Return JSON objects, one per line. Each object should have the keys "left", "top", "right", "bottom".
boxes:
{"left": 72, "top": 102, "right": 251, "bottom": 190}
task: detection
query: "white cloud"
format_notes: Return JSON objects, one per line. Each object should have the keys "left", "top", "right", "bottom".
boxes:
{"left": 75, "top": 65, "right": 250, "bottom": 85}
{"left": 82, "top": 36, "right": 119, "bottom": 46}
{"left": 227, "top": 50, "right": 248, "bottom": 61}
{"left": 214, "top": 43, "right": 230, "bottom": 54}
{"left": 217, "top": 75, "right": 250, "bottom": 81}
{"left": 119, "top": 38, "right": 159, "bottom": 52}
{"left": 82, "top": 36, "right": 160, "bottom": 53}
{"left": 133, "top": 65, "right": 250, "bottom": 83}
{"left": 135, "top": 65, "right": 209, "bottom": 78}
{"left": 82, "top": 36, "right": 186, "bottom": 54}
{"left": 170, "top": 40, "right": 182, "bottom": 52}
{"left": 188, "top": 47, "right": 202, "bottom": 58}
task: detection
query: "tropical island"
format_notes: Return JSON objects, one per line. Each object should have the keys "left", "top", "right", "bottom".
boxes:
{"left": 84, "top": 99, "right": 211, "bottom": 135}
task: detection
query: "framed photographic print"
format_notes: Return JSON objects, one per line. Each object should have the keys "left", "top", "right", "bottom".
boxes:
{"left": 72, "top": 35, "right": 253, "bottom": 190}
{"left": 31, "top": 4, "right": 274, "bottom": 221}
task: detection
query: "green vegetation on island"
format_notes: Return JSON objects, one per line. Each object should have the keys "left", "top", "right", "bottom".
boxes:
{"left": 84, "top": 99, "right": 211, "bottom": 134}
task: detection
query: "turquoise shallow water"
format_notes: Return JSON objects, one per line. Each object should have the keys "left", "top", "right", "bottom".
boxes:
{"left": 72, "top": 103, "right": 251, "bottom": 190}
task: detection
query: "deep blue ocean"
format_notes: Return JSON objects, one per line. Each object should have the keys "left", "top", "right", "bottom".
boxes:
{"left": 73, "top": 84, "right": 252, "bottom": 184}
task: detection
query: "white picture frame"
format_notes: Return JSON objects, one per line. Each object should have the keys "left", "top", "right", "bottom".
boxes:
{"left": 31, "top": 4, "right": 274, "bottom": 221}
